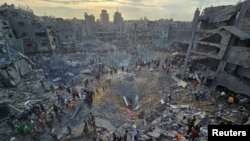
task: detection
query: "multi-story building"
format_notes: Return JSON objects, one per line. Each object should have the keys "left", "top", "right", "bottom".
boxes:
{"left": 0, "top": 16, "right": 31, "bottom": 87}
{"left": 183, "top": 1, "right": 250, "bottom": 100}
{"left": 113, "top": 11, "right": 123, "bottom": 25}
{"left": 95, "top": 10, "right": 114, "bottom": 41}
{"left": 84, "top": 12, "right": 96, "bottom": 38}
{"left": 0, "top": 3, "right": 57, "bottom": 55}
{"left": 113, "top": 10, "right": 124, "bottom": 40}
{"left": 100, "top": 10, "right": 110, "bottom": 29}
{"left": 122, "top": 18, "right": 192, "bottom": 47}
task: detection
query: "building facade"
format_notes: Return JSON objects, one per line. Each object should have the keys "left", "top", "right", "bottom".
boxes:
{"left": 100, "top": 10, "right": 109, "bottom": 29}
{"left": 84, "top": 12, "right": 96, "bottom": 38}
{"left": 184, "top": 1, "right": 250, "bottom": 100}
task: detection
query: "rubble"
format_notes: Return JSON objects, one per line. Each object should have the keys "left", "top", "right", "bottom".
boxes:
{"left": 0, "top": 1, "right": 250, "bottom": 141}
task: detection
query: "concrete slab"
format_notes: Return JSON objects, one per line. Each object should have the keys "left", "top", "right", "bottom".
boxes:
{"left": 95, "top": 118, "right": 116, "bottom": 131}
{"left": 147, "top": 127, "right": 162, "bottom": 138}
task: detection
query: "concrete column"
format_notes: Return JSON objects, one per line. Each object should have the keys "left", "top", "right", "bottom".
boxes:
{"left": 181, "top": 8, "right": 200, "bottom": 80}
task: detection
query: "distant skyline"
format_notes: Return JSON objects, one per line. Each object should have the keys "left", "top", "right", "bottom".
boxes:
{"left": 3, "top": 0, "right": 240, "bottom": 21}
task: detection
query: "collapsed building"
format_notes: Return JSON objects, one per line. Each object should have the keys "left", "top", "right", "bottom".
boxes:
{"left": 181, "top": 1, "right": 250, "bottom": 107}
{"left": 0, "top": 3, "right": 60, "bottom": 87}
{"left": 0, "top": 11, "right": 32, "bottom": 87}
{"left": 0, "top": 3, "right": 57, "bottom": 55}
{"left": 0, "top": 1, "right": 250, "bottom": 141}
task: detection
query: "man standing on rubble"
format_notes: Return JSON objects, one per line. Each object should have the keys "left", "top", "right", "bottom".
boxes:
{"left": 52, "top": 103, "right": 59, "bottom": 116}
{"left": 82, "top": 89, "right": 87, "bottom": 103}
{"left": 50, "top": 84, "right": 55, "bottom": 93}
{"left": 133, "top": 130, "right": 140, "bottom": 141}
{"left": 82, "top": 120, "right": 88, "bottom": 135}
{"left": 66, "top": 86, "right": 71, "bottom": 93}
{"left": 87, "top": 90, "right": 94, "bottom": 109}
{"left": 84, "top": 79, "right": 89, "bottom": 87}
{"left": 123, "top": 129, "right": 128, "bottom": 141}
{"left": 189, "top": 127, "right": 199, "bottom": 141}
{"left": 66, "top": 125, "right": 73, "bottom": 136}
{"left": 40, "top": 79, "right": 46, "bottom": 91}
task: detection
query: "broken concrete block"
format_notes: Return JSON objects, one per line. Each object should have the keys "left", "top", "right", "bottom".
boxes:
{"left": 151, "top": 117, "right": 161, "bottom": 126}
{"left": 14, "top": 59, "right": 31, "bottom": 76}
{"left": 180, "top": 105, "right": 189, "bottom": 109}
{"left": 170, "top": 105, "right": 177, "bottom": 108}
{"left": 171, "top": 75, "right": 187, "bottom": 88}
{"left": 160, "top": 99, "right": 165, "bottom": 104}
{"left": 57, "top": 133, "right": 63, "bottom": 140}
{"left": 133, "top": 104, "right": 141, "bottom": 111}
{"left": 170, "top": 105, "right": 189, "bottom": 109}
{"left": 52, "top": 77, "right": 61, "bottom": 82}
{"left": 195, "top": 71, "right": 201, "bottom": 84}
{"left": 10, "top": 137, "right": 16, "bottom": 141}
{"left": 61, "top": 126, "right": 68, "bottom": 134}
{"left": 147, "top": 129, "right": 161, "bottom": 138}
{"left": 71, "top": 105, "right": 81, "bottom": 119}
{"left": 95, "top": 118, "right": 116, "bottom": 131}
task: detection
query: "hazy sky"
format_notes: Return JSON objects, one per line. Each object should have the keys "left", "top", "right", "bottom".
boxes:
{"left": 3, "top": 0, "right": 240, "bottom": 21}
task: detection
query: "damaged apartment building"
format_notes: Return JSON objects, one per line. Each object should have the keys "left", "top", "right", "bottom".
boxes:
{"left": 0, "top": 3, "right": 57, "bottom": 87}
{"left": 0, "top": 3, "right": 57, "bottom": 55}
{"left": 184, "top": 1, "right": 250, "bottom": 106}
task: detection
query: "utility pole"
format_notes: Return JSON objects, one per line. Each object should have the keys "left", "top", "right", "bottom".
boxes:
{"left": 181, "top": 8, "right": 200, "bottom": 80}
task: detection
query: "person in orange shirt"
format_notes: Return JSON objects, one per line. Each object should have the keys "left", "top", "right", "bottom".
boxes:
{"left": 175, "top": 131, "right": 185, "bottom": 141}
{"left": 227, "top": 95, "right": 234, "bottom": 105}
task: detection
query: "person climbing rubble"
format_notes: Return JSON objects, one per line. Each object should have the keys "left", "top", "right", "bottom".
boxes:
{"left": 133, "top": 130, "right": 140, "bottom": 141}
{"left": 181, "top": 116, "right": 188, "bottom": 125}
{"left": 64, "top": 98, "right": 69, "bottom": 107}
{"left": 196, "top": 91, "right": 200, "bottom": 101}
{"left": 40, "top": 79, "right": 46, "bottom": 90}
{"left": 55, "top": 92, "right": 61, "bottom": 103}
{"left": 66, "top": 86, "right": 72, "bottom": 93}
{"left": 123, "top": 129, "right": 128, "bottom": 141}
{"left": 50, "top": 84, "right": 55, "bottom": 93}
{"left": 23, "top": 124, "right": 30, "bottom": 136}
{"left": 189, "top": 127, "right": 199, "bottom": 141}
{"left": 81, "top": 89, "right": 87, "bottom": 103}
{"left": 86, "top": 89, "right": 94, "bottom": 109}
{"left": 52, "top": 103, "right": 65, "bottom": 116}
{"left": 38, "top": 117, "right": 45, "bottom": 131}
{"left": 82, "top": 120, "right": 88, "bottom": 135}
{"left": 112, "top": 132, "right": 117, "bottom": 141}
{"left": 84, "top": 79, "right": 89, "bottom": 87}
{"left": 39, "top": 103, "right": 46, "bottom": 114}
{"left": 66, "top": 125, "right": 73, "bottom": 137}
{"left": 71, "top": 88, "right": 80, "bottom": 100}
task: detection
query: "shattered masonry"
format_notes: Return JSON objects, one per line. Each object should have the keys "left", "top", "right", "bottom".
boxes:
{"left": 0, "top": 1, "right": 250, "bottom": 141}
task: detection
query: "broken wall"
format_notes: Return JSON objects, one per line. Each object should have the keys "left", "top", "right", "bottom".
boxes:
{"left": 227, "top": 47, "right": 250, "bottom": 67}
{"left": 235, "top": 67, "right": 250, "bottom": 79}
{"left": 176, "top": 30, "right": 192, "bottom": 42}
{"left": 7, "top": 38, "right": 24, "bottom": 53}
{"left": 217, "top": 72, "right": 250, "bottom": 97}
{"left": 0, "top": 58, "right": 30, "bottom": 87}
